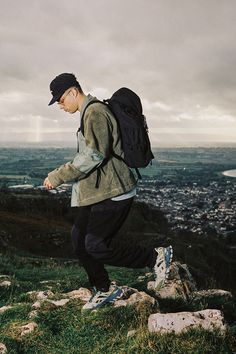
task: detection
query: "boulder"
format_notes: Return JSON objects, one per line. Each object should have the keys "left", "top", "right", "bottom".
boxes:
{"left": 148, "top": 262, "right": 197, "bottom": 300}
{"left": 148, "top": 309, "right": 226, "bottom": 334}
{"left": 120, "top": 286, "right": 138, "bottom": 299}
{"left": 64, "top": 288, "right": 92, "bottom": 302}
{"left": 113, "top": 300, "right": 128, "bottom": 308}
{"left": 127, "top": 292, "right": 156, "bottom": 306}
{"left": 26, "top": 290, "right": 54, "bottom": 301}
{"left": 0, "top": 305, "right": 13, "bottom": 314}
{"left": 20, "top": 322, "right": 38, "bottom": 337}
{"left": 48, "top": 299, "right": 70, "bottom": 307}
{"left": 32, "top": 298, "right": 70, "bottom": 311}
{"left": 127, "top": 330, "right": 137, "bottom": 338}
{"left": 190, "top": 289, "right": 233, "bottom": 302}
{"left": 0, "top": 280, "right": 11, "bottom": 287}
{"left": 137, "top": 272, "right": 153, "bottom": 282}
{"left": 0, "top": 343, "right": 7, "bottom": 354}
{"left": 32, "top": 301, "right": 41, "bottom": 309}
{"left": 28, "top": 310, "right": 38, "bottom": 319}
{"left": 147, "top": 281, "right": 155, "bottom": 291}
{"left": 114, "top": 291, "right": 156, "bottom": 308}
{"left": 39, "top": 280, "right": 61, "bottom": 289}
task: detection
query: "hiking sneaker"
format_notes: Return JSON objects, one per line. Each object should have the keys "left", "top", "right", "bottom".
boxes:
{"left": 153, "top": 245, "right": 173, "bottom": 290}
{"left": 82, "top": 284, "right": 124, "bottom": 311}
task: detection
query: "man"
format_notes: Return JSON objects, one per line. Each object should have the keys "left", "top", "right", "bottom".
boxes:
{"left": 45, "top": 73, "right": 173, "bottom": 311}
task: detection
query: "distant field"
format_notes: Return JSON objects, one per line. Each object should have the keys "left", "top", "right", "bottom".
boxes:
{"left": 0, "top": 175, "right": 30, "bottom": 179}
{"left": 0, "top": 147, "right": 236, "bottom": 186}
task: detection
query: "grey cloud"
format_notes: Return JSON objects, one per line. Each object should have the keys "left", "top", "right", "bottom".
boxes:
{"left": 0, "top": 0, "right": 236, "bottom": 145}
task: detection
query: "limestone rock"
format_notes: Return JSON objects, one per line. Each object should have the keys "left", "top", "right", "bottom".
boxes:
{"left": 167, "top": 262, "right": 194, "bottom": 282}
{"left": 114, "top": 291, "right": 156, "bottom": 308}
{"left": 64, "top": 288, "right": 92, "bottom": 302}
{"left": 148, "top": 309, "right": 226, "bottom": 334}
{"left": 32, "top": 298, "right": 70, "bottom": 311}
{"left": 39, "top": 280, "right": 61, "bottom": 288}
{"left": 155, "top": 280, "right": 191, "bottom": 300}
{"left": 149, "top": 262, "right": 197, "bottom": 300}
{"left": 28, "top": 310, "right": 38, "bottom": 319}
{"left": 0, "top": 280, "right": 11, "bottom": 287}
{"left": 137, "top": 272, "right": 153, "bottom": 282}
{"left": 127, "top": 330, "right": 137, "bottom": 338}
{"left": 190, "top": 289, "right": 233, "bottom": 302}
{"left": 0, "top": 343, "right": 7, "bottom": 354}
{"left": 26, "top": 290, "right": 54, "bottom": 301}
{"left": 49, "top": 299, "right": 70, "bottom": 307}
{"left": 120, "top": 286, "right": 138, "bottom": 299}
{"left": 127, "top": 292, "right": 156, "bottom": 306}
{"left": 113, "top": 300, "right": 128, "bottom": 308}
{"left": 39, "top": 280, "right": 52, "bottom": 284}
{"left": 147, "top": 281, "right": 155, "bottom": 291}
{"left": 32, "top": 301, "right": 41, "bottom": 309}
{"left": 0, "top": 305, "right": 13, "bottom": 314}
{"left": 20, "top": 322, "right": 38, "bottom": 336}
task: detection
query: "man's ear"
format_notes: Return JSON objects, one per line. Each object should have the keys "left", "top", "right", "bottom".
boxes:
{"left": 71, "top": 87, "right": 79, "bottom": 99}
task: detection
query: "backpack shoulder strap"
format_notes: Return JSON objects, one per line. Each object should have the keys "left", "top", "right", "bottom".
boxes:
{"left": 77, "top": 100, "right": 107, "bottom": 136}
{"left": 75, "top": 99, "right": 109, "bottom": 189}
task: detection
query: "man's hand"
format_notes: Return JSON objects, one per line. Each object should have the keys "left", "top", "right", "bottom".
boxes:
{"left": 43, "top": 177, "right": 55, "bottom": 189}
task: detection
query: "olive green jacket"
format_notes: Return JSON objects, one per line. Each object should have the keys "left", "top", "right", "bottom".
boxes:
{"left": 48, "top": 94, "right": 137, "bottom": 206}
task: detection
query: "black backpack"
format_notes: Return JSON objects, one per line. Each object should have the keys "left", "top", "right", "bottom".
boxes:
{"left": 79, "top": 87, "right": 154, "bottom": 180}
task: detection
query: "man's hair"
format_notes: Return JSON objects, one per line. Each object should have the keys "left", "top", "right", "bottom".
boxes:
{"left": 74, "top": 82, "right": 83, "bottom": 94}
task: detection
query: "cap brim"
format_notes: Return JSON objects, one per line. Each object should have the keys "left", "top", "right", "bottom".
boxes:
{"left": 48, "top": 93, "right": 63, "bottom": 106}
{"left": 48, "top": 91, "right": 65, "bottom": 106}
{"left": 48, "top": 97, "right": 57, "bottom": 106}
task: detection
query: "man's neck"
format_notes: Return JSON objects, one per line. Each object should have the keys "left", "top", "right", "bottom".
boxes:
{"left": 77, "top": 92, "right": 86, "bottom": 112}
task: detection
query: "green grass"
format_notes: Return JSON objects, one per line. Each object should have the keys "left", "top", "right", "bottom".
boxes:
{"left": 1, "top": 252, "right": 236, "bottom": 354}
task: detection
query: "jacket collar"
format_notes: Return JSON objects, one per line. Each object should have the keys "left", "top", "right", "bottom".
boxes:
{"left": 80, "top": 94, "right": 97, "bottom": 118}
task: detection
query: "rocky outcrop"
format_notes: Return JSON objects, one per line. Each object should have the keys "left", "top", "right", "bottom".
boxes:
{"left": 0, "top": 261, "right": 234, "bottom": 342}
{"left": 20, "top": 322, "right": 38, "bottom": 337}
{"left": 127, "top": 330, "right": 137, "bottom": 338}
{"left": 0, "top": 343, "right": 7, "bottom": 354}
{"left": 148, "top": 309, "right": 226, "bottom": 334}
{"left": 63, "top": 288, "right": 92, "bottom": 302}
{"left": 32, "top": 298, "right": 70, "bottom": 310}
{"left": 0, "top": 305, "right": 13, "bottom": 314}
{"left": 115, "top": 291, "right": 156, "bottom": 308}
{"left": 28, "top": 310, "right": 38, "bottom": 319}
{"left": 26, "top": 290, "right": 54, "bottom": 301}
{"left": 148, "top": 262, "right": 197, "bottom": 300}
{"left": 190, "top": 289, "right": 233, "bottom": 302}
{"left": 0, "top": 280, "right": 11, "bottom": 288}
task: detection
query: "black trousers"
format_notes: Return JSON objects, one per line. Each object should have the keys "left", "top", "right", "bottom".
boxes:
{"left": 71, "top": 197, "right": 155, "bottom": 291}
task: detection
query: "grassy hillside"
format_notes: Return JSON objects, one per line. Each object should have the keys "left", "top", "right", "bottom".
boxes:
{"left": 0, "top": 252, "right": 236, "bottom": 354}
{"left": 0, "top": 193, "right": 236, "bottom": 353}
{"left": 0, "top": 192, "right": 235, "bottom": 294}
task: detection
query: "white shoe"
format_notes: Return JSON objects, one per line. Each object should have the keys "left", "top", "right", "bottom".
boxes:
{"left": 153, "top": 245, "right": 173, "bottom": 290}
{"left": 82, "top": 285, "right": 124, "bottom": 311}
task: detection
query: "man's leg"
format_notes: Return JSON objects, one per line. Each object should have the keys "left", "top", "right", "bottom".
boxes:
{"left": 81, "top": 197, "right": 173, "bottom": 311}
{"left": 85, "top": 198, "right": 155, "bottom": 269}
{"left": 71, "top": 205, "right": 110, "bottom": 291}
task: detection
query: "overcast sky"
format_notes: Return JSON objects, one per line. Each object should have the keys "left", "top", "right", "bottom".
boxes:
{"left": 0, "top": 0, "right": 236, "bottom": 147}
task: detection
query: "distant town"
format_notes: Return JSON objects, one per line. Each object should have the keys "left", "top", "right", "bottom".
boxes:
{"left": 0, "top": 147, "right": 236, "bottom": 238}
{"left": 138, "top": 177, "right": 235, "bottom": 237}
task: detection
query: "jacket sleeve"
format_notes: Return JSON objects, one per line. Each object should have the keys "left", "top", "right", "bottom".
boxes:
{"left": 47, "top": 107, "right": 112, "bottom": 188}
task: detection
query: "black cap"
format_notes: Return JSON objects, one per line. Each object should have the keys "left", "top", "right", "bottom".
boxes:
{"left": 48, "top": 73, "right": 80, "bottom": 106}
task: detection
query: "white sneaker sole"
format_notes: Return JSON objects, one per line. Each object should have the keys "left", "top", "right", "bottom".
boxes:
{"left": 154, "top": 245, "right": 173, "bottom": 290}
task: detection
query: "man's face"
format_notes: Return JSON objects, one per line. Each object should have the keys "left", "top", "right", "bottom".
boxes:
{"left": 58, "top": 87, "right": 78, "bottom": 114}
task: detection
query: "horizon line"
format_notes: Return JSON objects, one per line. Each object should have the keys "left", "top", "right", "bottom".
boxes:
{"left": 0, "top": 142, "right": 236, "bottom": 149}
